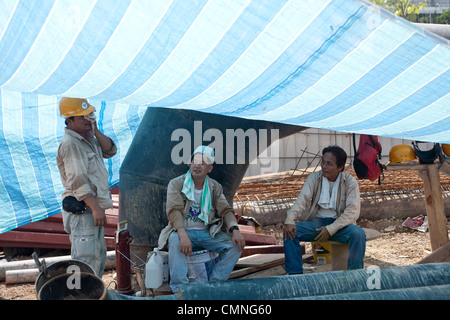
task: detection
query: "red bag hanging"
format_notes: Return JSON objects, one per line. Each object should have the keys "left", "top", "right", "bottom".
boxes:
{"left": 353, "top": 134, "right": 383, "bottom": 183}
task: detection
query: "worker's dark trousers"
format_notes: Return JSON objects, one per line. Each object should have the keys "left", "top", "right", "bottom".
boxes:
{"left": 284, "top": 217, "right": 366, "bottom": 274}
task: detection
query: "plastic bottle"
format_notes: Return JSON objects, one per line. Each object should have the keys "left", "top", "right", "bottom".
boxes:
{"left": 145, "top": 248, "right": 163, "bottom": 289}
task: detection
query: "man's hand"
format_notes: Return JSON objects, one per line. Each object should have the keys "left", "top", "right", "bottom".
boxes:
{"left": 177, "top": 228, "right": 193, "bottom": 256}
{"left": 315, "top": 226, "right": 330, "bottom": 242}
{"left": 92, "top": 120, "right": 114, "bottom": 151}
{"left": 84, "top": 196, "right": 107, "bottom": 227}
{"left": 92, "top": 207, "right": 107, "bottom": 227}
{"left": 283, "top": 224, "right": 296, "bottom": 241}
{"left": 232, "top": 229, "right": 246, "bottom": 251}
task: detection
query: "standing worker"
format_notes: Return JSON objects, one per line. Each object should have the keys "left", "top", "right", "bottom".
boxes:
{"left": 57, "top": 97, "right": 117, "bottom": 277}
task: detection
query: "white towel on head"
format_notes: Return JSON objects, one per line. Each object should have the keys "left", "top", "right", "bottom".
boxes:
{"left": 192, "top": 145, "right": 215, "bottom": 164}
{"left": 318, "top": 173, "right": 341, "bottom": 211}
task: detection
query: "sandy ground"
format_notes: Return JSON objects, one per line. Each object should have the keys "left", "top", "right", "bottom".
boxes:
{"left": 1, "top": 217, "right": 443, "bottom": 300}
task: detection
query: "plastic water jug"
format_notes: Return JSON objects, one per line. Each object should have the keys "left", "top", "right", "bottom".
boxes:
{"left": 145, "top": 248, "right": 163, "bottom": 289}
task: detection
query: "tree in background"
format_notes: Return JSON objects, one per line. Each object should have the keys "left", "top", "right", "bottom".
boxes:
{"left": 369, "top": 0, "right": 428, "bottom": 21}
{"left": 434, "top": 8, "right": 450, "bottom": 24}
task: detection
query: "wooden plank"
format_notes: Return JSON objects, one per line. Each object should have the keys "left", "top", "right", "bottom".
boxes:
{"left": 241, "top": 245, "right": 284, "bottom": 258}
{"left": 241, "top": 232, "right": 277, "bottom": 245}
{"left": 427, "top": 165, "right": 449, "bottom": 249}
{"left": 386, "top": 163, "right": 440, "bottom": 171}
{"left": 418, "top": 168, "right": 439, "bottom": 250}
{"left": 238, "top": 225, "right": 256, "bottom": 233}
{"left": 230, "top": 265, "right": 278, "bottom": 279}
{"left": 230, "top": 258, "right": 284, "bottom": 279}
{"left": 238, "top": 265, "right": 286, "bottom": 279}
{"left": 419, "top": 166, "right": 449, "bottom": 251}
{"left": 230, "top": 254, "right": 313, "bottom": 279}
{"left": 417, "top": 240, "right": 450, "bottom": 264}
{"left": 235, "top": 253, "right": 284, "bottom": 268}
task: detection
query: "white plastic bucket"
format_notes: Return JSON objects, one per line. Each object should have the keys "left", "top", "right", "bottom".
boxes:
{"left": 186, "top": 250, "right": 219, "bottom": 283}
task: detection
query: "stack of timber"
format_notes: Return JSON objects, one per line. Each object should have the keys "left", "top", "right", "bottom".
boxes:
{"left": 232, "top": 221, "right": 289, "bottom": 279}
{"left": 238, "top": 223, "right": 278, "bottom": 247}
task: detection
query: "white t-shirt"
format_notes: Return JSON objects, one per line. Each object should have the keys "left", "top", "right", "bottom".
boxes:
{"left": 184, "top": 189, "right": 208, "bottom": 230}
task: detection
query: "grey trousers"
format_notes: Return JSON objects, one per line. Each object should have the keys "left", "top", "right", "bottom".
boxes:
{"left": 62, "top": 209, "right": 107, "bottom": 278}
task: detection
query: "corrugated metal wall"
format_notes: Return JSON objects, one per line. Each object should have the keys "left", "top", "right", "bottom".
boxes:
{"left": 245, "top": 129, "right": 434, "bottom": 177}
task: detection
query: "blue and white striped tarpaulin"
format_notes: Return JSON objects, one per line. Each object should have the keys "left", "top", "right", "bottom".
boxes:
{"left": 0, "top": 0, "right": 449, "bottom": 233}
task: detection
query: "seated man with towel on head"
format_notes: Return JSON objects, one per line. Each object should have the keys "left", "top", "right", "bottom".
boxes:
{"left": 158, "top": 145, "right": 245, "bottom": 293}
{"left": 283, "top": 146, "right": 366, "bottom": 274}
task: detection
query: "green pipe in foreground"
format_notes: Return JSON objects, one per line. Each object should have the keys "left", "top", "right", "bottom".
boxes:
{"left": 294, "top": 284, "right": 450, "bottom": 300}
{"left": 106, "top": 263, "right": 450, "bottom": 300}
{"left": 177, "top": 262, "right": 450, "bottom": 300}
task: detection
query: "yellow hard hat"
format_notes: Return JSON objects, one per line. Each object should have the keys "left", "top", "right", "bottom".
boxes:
{"left": 442, "top": 144, "right": 450, "bottom": 157}
{"left": 59, "top": 97, "right": 96, "bottom": 118}
{"left": 388, "top": 144, "right": 416, "bottom": 165}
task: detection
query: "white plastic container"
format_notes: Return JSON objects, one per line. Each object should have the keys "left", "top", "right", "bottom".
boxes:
{"left": 145, "top": 248, "right": 163, "bottom": 289}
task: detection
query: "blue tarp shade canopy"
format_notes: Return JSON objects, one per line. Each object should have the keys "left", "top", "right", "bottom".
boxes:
{"left": 0, "top": 0, "right": 449, "bottom": 233}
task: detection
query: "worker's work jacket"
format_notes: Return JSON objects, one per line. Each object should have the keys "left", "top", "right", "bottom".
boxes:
{"left": 158, "top": 174, "right": 238, "bottom": 249}
{"left": 57, "top": 128, "right": 117, "bottom": 209}
{"left": 284, "top": 170, "right": 360, "bottom": 236}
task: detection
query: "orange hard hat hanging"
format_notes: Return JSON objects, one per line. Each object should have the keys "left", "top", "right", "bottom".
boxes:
{"left": 388, "top": 144, "right": 416, "bottom": 165}
{"left": 442, "top": 144, "right": 450, "bottom": 157}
